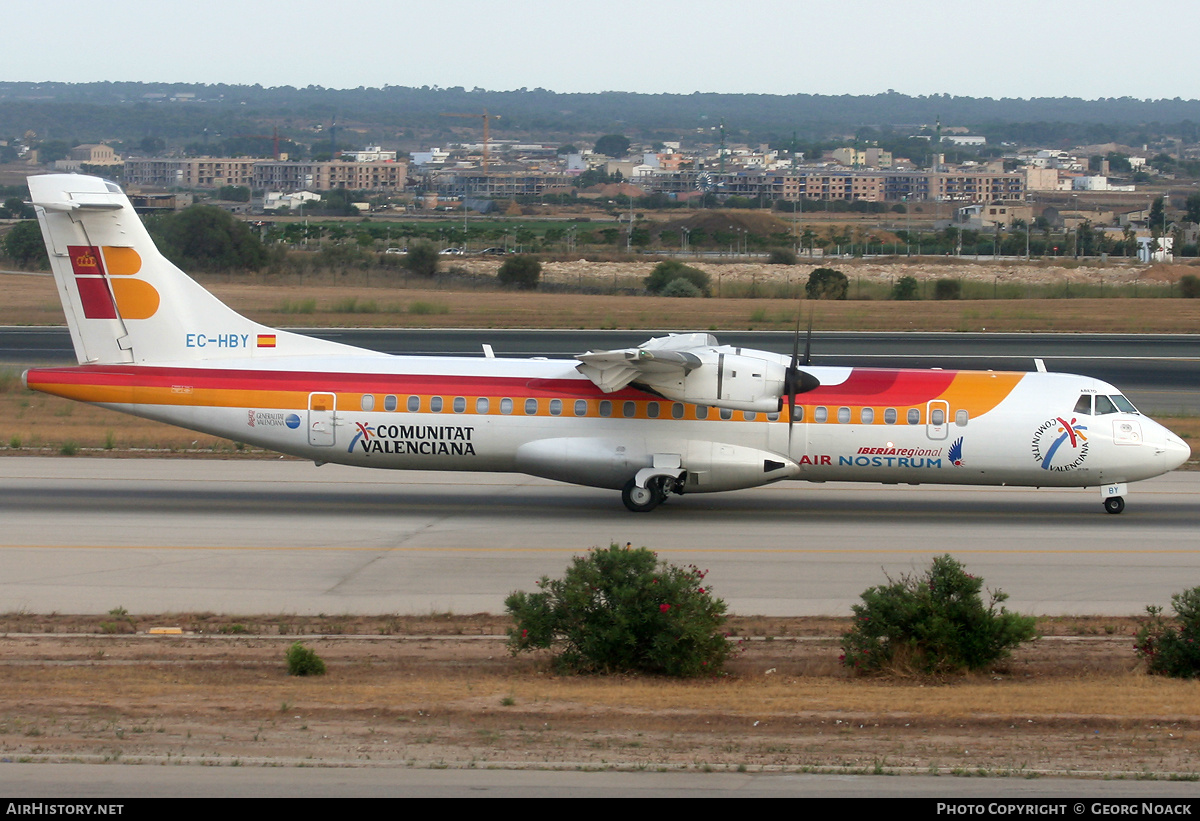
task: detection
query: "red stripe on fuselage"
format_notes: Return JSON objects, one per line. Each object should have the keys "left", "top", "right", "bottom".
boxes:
{"left": 797, "top": 369, "right": 955, "bottom": 406}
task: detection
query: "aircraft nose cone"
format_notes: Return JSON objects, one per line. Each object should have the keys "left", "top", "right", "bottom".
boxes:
{"left": 1163, "top": 435, "right": 1191, "bottom": 471}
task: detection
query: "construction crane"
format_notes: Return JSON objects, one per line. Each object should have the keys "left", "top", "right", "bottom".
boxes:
{"left": 231, "top": 126, "right": 282, "bottom": 160}
{"left": 440, "top": 109, "right": 500, "bottom": 172}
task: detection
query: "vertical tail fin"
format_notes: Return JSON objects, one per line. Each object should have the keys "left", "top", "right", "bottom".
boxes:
{"left": 28, "top": 174, "right": 350, "bottom": 365}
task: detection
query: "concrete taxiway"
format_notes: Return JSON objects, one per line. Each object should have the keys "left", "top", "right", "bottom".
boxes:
{"left": 0, "top": 457, "right": 1195, "bottom": 616}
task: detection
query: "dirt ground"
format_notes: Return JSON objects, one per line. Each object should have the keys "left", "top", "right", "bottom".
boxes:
{"left": 1, "top": 614, "right": 1197, "bottom": 778}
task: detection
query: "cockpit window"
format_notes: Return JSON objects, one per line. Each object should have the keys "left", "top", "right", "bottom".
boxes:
{"left": 1110, "top": 394, "right": 1139, "bottom": 414}
{"left": 1094, "top": 395, "right": 1117, "bottom": 415}
{"left": 1073, "top": 395, "right": 1092, "bottom": 415}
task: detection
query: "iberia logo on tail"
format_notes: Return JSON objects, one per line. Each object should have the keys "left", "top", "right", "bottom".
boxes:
{"left": 68, "top": 245, "right": 160, "bottom": 320}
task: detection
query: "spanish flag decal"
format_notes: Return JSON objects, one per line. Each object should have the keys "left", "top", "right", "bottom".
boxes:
{"left": 257, "top": 334, "right": 277, "bottom": 348}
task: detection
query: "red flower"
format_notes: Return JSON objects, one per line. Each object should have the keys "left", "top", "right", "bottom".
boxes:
{"left": 660, "top": 604, "right": 671, "bottom": 613}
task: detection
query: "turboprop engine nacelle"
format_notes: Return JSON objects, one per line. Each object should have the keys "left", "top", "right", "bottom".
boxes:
{"left": 638, "top": 351, "right": 788, "bottom": 413}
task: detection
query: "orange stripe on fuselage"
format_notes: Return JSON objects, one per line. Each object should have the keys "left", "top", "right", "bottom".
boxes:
{"left": 25, "top": 365, "right": 1025, "bottom": 422}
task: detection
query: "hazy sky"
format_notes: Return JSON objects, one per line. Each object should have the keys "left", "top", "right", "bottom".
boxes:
{"left": 3, "top": 0, "right": 1196, "bottom": 100}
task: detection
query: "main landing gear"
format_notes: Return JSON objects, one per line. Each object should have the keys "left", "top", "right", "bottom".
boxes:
{"left": 621, "top": 476, "right": 682, "bottom": 513}
{"left": 1103, "top": 496, "right": 1125, "bottom": 515}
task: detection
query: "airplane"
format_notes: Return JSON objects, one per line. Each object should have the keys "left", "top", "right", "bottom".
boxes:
{"left": 19, "top": 174, "right": 1191, "bottom": 514}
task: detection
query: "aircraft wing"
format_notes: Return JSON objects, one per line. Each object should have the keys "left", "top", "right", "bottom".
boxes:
{"left": 576, "top": 333, "right": 713, "bottom": 393}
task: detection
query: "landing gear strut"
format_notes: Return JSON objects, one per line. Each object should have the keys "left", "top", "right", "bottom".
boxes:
{"left": 1103, "top": 496, "right": 1125, "bottom": 515}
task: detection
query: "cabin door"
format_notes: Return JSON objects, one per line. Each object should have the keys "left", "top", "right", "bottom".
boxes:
{"left": 308, "top": 392, "right": 337, "bottom": 447}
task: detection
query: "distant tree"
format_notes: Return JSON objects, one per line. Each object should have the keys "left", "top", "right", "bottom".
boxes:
{"left": 805, "top": 267, "right": 848, "bottom": 300}
{"left": 1149, "top": 196, "right": 1166, "bottom": 232}
{"left": 35, "top": 140, "right": 71, "bottom": 164}
{"left": 645, "top": 260, "right": 710, "bottom": 296}
{"left": 891, "top": 275, "right": 919, "bottom": 300}
{"left": 497, "top": 255, "right": 541, "bottom": 289}
{"left": 215, "top": 186, "right": 250, "bottom": 203}
{"left": 146, "top": 206, "right": 268, "bottom": 272}
{"left": 767, "top": 247, "right": 797, "bottom": 265}
{"left": 1186, "top": 194, "right": 1200, "bottom": 225}
{"left": 557, "top": 144, "right": 578, "bottom": 154}
{"left": 404, "top": 241, "right": 438, "bottom": 278}
{"left": 594, "top": 134, "right": 631, "bottom": 158}
{"left": 0, "top": 196, "right": 34, "bottom": 219}
{"left": 1, "top": 221, "right": 49, "bottom": 268}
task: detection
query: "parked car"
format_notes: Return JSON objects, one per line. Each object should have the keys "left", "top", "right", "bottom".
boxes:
{"left": 476, "top": 247, "right": 507, "bottom": 255}
{"left": 438, "top": 247, "right": 465, "bottom": 256}
{"left": 383, "top": 247, "right": 406, "bottom": 255}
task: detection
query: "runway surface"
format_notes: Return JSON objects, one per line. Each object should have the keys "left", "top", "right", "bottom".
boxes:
{"left": 1, "top": 457, "right": 1196, "bottom": 617}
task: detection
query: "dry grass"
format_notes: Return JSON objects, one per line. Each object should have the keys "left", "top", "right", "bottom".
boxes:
{"left": 0, "top": 621, "right": 1197, "bottom": 775}
{"left": 5, "top": 266, "right": 1200, "bottom": 332}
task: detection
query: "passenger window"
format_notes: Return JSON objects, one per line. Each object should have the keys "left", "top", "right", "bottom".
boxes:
{"left": 1094, "top": 395, "right": 1117, "bottom": 415}
{"left": 930, "top": 408, "right": 945, "bottom": 425}
{"left": 453, "top": 396, "right": 466, "bottom": 413}
{"left": 696, "top": 406, "right": 710, "bottom": 420}
{"left": 907, "top": 408, "right": 920, "bottom": 425}
{"left": 719, "top": 408, "right": 733, "bottom": 420}
{"left": 792, "top": 406, "right": 804, "bottom": 422}
{"left": 884, "top": 408, "right": 897, "bottom": 424}
{"left": 861, "top": 407, "right": 874, "bottom": 424}
{"left": 744, "top": 411, "right": 757, "bottom": 421}
{"left": 623, "top": 401, "right": 636, "bottom": 418}
{"left": 525, "top": 398, "right": 538, "bottom": 415}
{"left": 814, "top": 406, "right": 828, "bottom": 423}
{"left": 407, "top": 395, "right": 420, "bottom": 412}
{"left": 500, "top": 398, "right": 513, "bottom": 414}
{"left": 476, "top": 397, "right": 490, "bottom": 414}
{"left": 550, "top": 399, "right": 562, "bottom": 416}
{"left": 837, "top": 407, "right": 850, "bottom": 424}
{"left": 430, "top": 396, "right": 443, "bottom": 412}
{"left": 574, "top": 399, "right": 588, "bottom": 416}
{"left": 1074, "top": 395, "right": 1092, "bottom": 415}
{"left": 599, "top": 400, "right": 612, "bottom": 417}
{"left": 671, "top": 403, "right": 684, "bottom": 419}
{"left": 955, "top": 409, "right": 969, "bottom": 426}
{"left": 647, "top": 403, "right": 660, "bottom": 419}
{"left": 384, "top": 394, "right": 398, "bottom": 412}
{"left": 361, "top": 394, "right": 375, "bottom": 412}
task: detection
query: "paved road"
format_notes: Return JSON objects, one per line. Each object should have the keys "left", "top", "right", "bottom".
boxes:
{"left": 1, "top": 458, "right": 1195, "bottom": 617}
{"left": 5, "top": 327, "right": 1197, "bottom": 413}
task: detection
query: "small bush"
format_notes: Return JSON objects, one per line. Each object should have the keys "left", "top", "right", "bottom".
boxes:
{"left": 404, "top": 241, "right": 438, "bottom": 278}
{"left": 892, "top": 275, "right": 919, "bottom": 300}
{"left": 285, "top": 642, "right": 327, "bottom": 676}
{"left": 767, "top": 247, "right": 798, "bottom": 265}
{"left": 841, "top": 555, "right": 1036, "bottom": 676}
{"left": 645, "top": 260, "right": 711, "bottom": 296}
{"left": 933, "top": 278, "right": 962, "bottom": 300}
{"left": 506, "top": 543, "right": 731, "bottom": 676}
{"left": 805, "top": 267, "right": 848, "bottom": 300}
{"left": 497, "top": 255, "right": 542, "bottom": 289}
{"left": 1180, "top": 274, "right": 1200, "bottom": 298}
{"left": 1135, "top": 587, "right": 1200, "bottom": 678}
{"left": 660, "top": 277, "right": 703, "bottom": 298}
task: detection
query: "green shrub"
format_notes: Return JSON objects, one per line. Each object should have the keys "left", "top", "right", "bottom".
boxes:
{"left": 841, "top": 555, "right": 1036, "bottom": 676}
{"left": 506, "top": 543, "right": 731, "bottom": 676}
{"left": 805, "top": 267, "right": 848, "bottom": 300}
{"left": 1180, "top": 274, "right": 1200, "bottom": 298}
{"left": 285, "top": 642, "right": 327, "bottom": 676}
{"left": 1135, "top": 587, "right": 1200, "bottom": 678}
{"left": 645, "top": 260, "right": 711, "bottom": 296}
{"left": 497, "top": 255, "right": 542, "bottom": 289}
{"left": 660, "top": 277, "right": 703, "bottom": 298}
{"left": 404, "top": 241, "right": 438, "bottom": 278}
{"left": 892, "top": 275, "right": 919, "bottom": 300}
{"left": 767, "top": 247, "right": 798, "bottom": 265}
{"left": 933, "top": 278, "right": 962, "bottom": 300}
